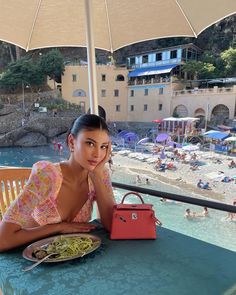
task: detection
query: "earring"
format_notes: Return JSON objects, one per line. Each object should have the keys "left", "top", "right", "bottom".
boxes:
{"left": 70, "top": 148, "right": 74, "bottom": 152}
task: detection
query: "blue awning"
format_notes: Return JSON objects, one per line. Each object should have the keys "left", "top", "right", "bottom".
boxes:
{"left": 128, "top": 64, "right": 178, "bottom": 77}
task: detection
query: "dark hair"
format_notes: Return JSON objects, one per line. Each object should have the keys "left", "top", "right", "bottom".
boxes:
{"left": 67, "top": 114, "right": 109, "bottom": 146}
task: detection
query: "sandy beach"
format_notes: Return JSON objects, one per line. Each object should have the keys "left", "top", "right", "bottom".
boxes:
{"left": 112, "top": 150, "right": 236, "bottom": 204}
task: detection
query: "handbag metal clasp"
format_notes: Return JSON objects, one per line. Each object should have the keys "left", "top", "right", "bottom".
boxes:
{"left": 131, "top": 213, "right": 138, "bottom": 220}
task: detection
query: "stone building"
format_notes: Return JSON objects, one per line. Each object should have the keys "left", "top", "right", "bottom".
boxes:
{"left": 61, "top": 44, "right": 236, "bottom": 125}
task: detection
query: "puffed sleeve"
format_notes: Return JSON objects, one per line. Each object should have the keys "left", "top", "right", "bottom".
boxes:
{"left": 3, "top": 161, "right": 62, "bottom": 227}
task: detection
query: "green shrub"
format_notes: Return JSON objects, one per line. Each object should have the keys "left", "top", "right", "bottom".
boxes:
{"left": 39, "top": 98, "right": 82, "bottom": 112}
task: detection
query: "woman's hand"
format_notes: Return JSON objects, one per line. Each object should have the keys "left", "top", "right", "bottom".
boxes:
{"left": 92, "top": 141, "right": 112, "bottom": 177}
{"left": 58, "top": 222, "right": 97, "bottom": 234}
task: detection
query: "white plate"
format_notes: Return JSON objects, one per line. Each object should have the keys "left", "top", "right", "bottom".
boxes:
{"left": 22, "top": 233, "right": 101, "bottom": 263}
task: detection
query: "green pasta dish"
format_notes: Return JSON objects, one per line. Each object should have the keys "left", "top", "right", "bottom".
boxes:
{"left": 32, "top": 236, "right": 97, "bottom": 260}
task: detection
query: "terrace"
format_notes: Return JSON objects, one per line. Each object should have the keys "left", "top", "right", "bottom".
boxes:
{"left": 0, "top": 162, "right": 236, "bottom": 294}
{"left": 0, "top": 144, "right": 236, "bottom": 294}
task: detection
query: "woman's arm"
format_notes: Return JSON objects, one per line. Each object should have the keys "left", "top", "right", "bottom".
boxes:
{"left": 89, "top": 143, "right": 116, "bottom": 231}
{"left": 0, "top": 221, "right": 96, "bottom": 252}
{"left": 90, "top": 170, "right": 115, "bottom": 231}
{"left": 0, "top": 161, "right": 97, "bottom": 252}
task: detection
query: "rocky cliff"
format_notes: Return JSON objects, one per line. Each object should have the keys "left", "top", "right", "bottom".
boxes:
{"left": 0, "top": 104, "right": 79, "bottom": 147}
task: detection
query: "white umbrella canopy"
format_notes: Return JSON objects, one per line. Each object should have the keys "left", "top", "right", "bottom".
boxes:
{"left": 0, "top": 0, "right": 235, "bottom": 51}
{"left": 0, "top": 0, "right": 235, "bottom": 114}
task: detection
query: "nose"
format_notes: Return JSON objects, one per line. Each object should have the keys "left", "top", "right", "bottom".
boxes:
{"left": 92, "top": 147, "right": 100, "bottom": 158}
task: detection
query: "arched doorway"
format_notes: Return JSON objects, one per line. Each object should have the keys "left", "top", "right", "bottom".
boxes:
{"left": 173, "top": 105, "right": 188, "bottom": 117}
{"left": 194, "top": 108, "right": 205, "bottom": 128}
{"left": 211, "top": 104, "right": 229, "bottom": 125}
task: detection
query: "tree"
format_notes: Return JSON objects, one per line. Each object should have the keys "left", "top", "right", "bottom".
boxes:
{"left": 198, "top": 63, "right": 215, "bottom": 79}
{"left": 182, "top": 61, "right": 203, "bottom": 80}
{"left": 221, "top": 47, "right": 236, "bottom": 76}
{"left": 39, "top": 49, "right": 65, "bottom": 88}
{"left": 0, "top": 57, "right": 45, "bottom": 92}
{"left": 182, "top": 61, "right": 215, "bottom": 80}
{"left": 200, "top": 51, "right": 216, "bottom": 65}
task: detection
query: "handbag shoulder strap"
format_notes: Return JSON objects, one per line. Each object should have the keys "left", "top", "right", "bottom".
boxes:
{"left": 121, "top": 192, "right": 145, "bottom": 204}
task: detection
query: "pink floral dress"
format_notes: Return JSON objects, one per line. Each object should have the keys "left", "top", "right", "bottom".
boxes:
{"left": 3, "top": 161, "right": 111, "bottom": 228}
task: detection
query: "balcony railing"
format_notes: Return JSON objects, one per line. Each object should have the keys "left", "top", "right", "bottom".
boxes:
{"left": 112, "top": 182, "right": 236, "bottom": 214}
{"left": 128, "top": 77, "right": 171, "bottom": 86}
{"left": 127, "top": 58, "right": 182, "bottom": 69}
{"left": 173, "top": 87, "right": 235, "bottom": 96}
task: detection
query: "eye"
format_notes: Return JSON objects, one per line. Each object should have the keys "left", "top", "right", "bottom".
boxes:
{"left": 101, "top": 145, "right": 108, "bottom": 150}
{"left": 85, "top": 141, "right": 95, "bottom": 147}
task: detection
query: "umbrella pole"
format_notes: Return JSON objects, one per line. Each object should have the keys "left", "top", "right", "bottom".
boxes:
{"left": 84, "top": 0, "right": 98, "bottom": 115}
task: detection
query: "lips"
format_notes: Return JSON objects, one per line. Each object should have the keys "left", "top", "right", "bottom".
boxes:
{"left": 88, "top": 160, "right": 98, "bottom": 166}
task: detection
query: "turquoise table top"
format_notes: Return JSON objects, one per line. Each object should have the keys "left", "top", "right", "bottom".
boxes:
{"left": 0, "top": 222, "right": 236, "bottom": 295}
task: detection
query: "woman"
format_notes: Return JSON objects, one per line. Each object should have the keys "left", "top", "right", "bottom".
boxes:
{"left": 0, "top": 114, "right": 115, "bottom": 252}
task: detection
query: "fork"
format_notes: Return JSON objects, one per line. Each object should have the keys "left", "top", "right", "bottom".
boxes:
{"left": 22, "top": 252, "right": 58, "bottom": 272}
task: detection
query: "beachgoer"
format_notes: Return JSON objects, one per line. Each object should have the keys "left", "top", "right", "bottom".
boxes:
{"left": 159, "top": 163, "right": 166, "bottom": 172}
{"left": 167, "top": 162, "right": 176, "bottom": 170}
{"left": 53, "top": 140, "right": 57, "bottom": 151}
{"left": 197, "top": 179, "right": 204, "bottom": 188}
{"left": 184, "top": 208, "right": 196, "bottom": 218}
{"left": 136, "top": 175, "right": 141, "bottom": 184}
{"left": 203, "top": 182, "right": 211, "bottom": 190}
{"left": 190, "top": 163, "right": 199, "bottom": 171}
{"left": 170, "top": 153, "right": 175, "bottom": 161}
{"left": 228, "top": 160, "right": 236, "bottom": 169}
{"left": 59, "top": 144, "right": 63, "bottom": 155}
{"left": 221, "top": 176, "right": 232, "bottom": 183}
{"left": 226, "top": 201, "right": 236, "bottom": 221}
{"left": 0, "top": 114, "right": 115, "bottom": 252}
{"left": 191, "top": 153, "right": 197, "bottom": 161}
{"left": 195, "top": 207, "right": 209, "bottom": 217}
{"left": 155, "top": 157, "right": 162, "bottom": 168}
{"left": 57, "top": 142, "right": 62, "bottom": 153}
{"left": 145, "top": 178, "right": 150, "bottom": 185}
{"left": 202, "top": 207, "right": 209, "bottom": 217}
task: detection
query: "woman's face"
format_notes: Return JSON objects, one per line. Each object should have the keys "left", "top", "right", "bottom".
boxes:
{"left": 69, "top": 129, "right": 110, "bottom": 171}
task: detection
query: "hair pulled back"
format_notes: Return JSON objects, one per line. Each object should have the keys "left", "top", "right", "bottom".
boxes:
{"left": 66, "top": 114, "right": 109, "bottom": 146}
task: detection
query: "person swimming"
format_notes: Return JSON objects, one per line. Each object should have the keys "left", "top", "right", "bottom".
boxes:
{"left": 184, "top": 208, "right": 196, "bottom": 218}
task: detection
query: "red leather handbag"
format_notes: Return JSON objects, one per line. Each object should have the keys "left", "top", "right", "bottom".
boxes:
{"left": 110, "top": 192, "right": 162, "bottom": 240}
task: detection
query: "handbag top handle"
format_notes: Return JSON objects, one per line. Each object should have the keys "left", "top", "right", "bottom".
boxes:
{"left": 121, "top": 192, "right": 145, "bottom": 204}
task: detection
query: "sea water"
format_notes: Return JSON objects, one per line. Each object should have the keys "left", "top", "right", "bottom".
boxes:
{"left": 0, "top": 146, "right": 235, "bottom": 252}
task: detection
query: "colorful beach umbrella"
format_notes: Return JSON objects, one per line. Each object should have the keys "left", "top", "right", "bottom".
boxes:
{"left": 123, "top": 132, "right": 139, "bottom": 142}
{"left": 152, "top": 119, "right": 163, "bottom": 123}
{"left": 156, "top": 133, "right": 169, "bottom": 142}
{"left": 118, "top": 130, "right": 129, "bottom": 137}
{"left": 137, "top": 137, "right": 149, "bottom": 145}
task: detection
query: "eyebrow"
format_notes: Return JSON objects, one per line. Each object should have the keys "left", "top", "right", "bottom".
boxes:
{"left": 85, "top": 137, "right": 109, "bottom": 145}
